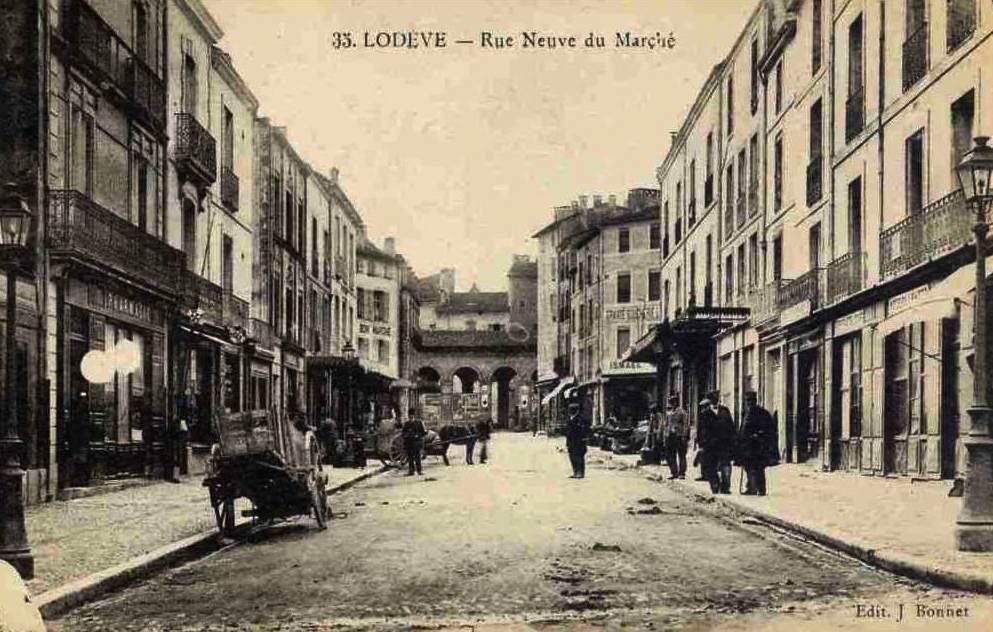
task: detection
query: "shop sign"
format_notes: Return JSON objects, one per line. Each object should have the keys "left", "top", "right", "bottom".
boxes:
{"left": 605, "top": 303, "right": 661, "bottom": 323}
{"left": 603, "top": 360, "right": 654, "bottom": 375}
{"left": 888, "top": 285, "right": 929, "bottom": 316}
{"left": 83, "top": 284, "right": 161, "bottom": 329}
{"left": 372, "top": 324, "right": 391, "bottom": 336}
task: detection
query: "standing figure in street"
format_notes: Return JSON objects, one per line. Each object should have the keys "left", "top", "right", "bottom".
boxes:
{"left": 698, "top": 391, "right": 736, "bottom": 494}
{"left": 402, "top": 407, "right": 427, "bottom": 476}
{"left": 736, "top": 391, "right": 777, "bottom": 495}
{"left": 665, "top": 395, "right": 690, "bottom": 479}
{"left": 565, "top": 402, "right": 589, "bottom": 478}
{"left": 475, "top": 415, "right": 493, "bottom": 464}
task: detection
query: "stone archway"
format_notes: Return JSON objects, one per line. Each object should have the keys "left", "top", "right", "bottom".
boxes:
{"left": 416, "top": 366, "right": 441, "bottom": 392}
{"left": 491, "top": 366, "right": 518, "bottom": 429}
{"left": 452, "top": 366, "right": 481, "bottom": 394}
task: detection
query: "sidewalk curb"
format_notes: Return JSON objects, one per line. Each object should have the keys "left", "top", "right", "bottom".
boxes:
{"left": 663, "top": 478, "right": 993, "bottom": 596}
{"left": 37, "top": 465, "right": 389, "bottom": 620}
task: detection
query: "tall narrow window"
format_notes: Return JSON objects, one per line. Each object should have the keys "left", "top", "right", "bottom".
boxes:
{"left": 618, "top": 228, "right": 630, "bottom": 253}
{"left": 947, "top": 0, "right": 977, "bottom": 52}
{"left": 689, "top": 251, "right": 697, "bottom": 304}
{"left": 311, "top": 217, "right": 318, "bottom": 274}
{"left": 737, "top": 149, "right": 746, "bottom": 221}
{"left": 809, "top": 223, "right": 822, "bottom": 269}
{"left": 774, "top": 60, "right": 783, "bottom": 114}
{"left": 774, "top": 136, "right": 784, "bottom": 211}
{"left": 223, "top": 107, "right": 234, "bottom": 172}
{"left": 750, "top": 38, "right": 759, "bottom": 114}
{"left": 748, "top": 233, "right": 759, "bottom": 288}
{"left": 725, "top": 254, "right": 734, "bottom": 303}
{"left": 736, "top": 244, "right": 745, "bottom": 296}
{"left": 705, "top": 132, "right": 715, "bottom": 206}
{"left": 648, "top": 270, "right": 661, "bottom": 301}
{"left": 705, "top": 234, "right": 714, "bottom": 305}
{"left": 136, "top": 159, "right": 149, "bottom": 232}
{"left": 903, "top": 0, "right": 928, "bottom": 91}
{"left": 811, "top": 0, "right": 822, "bottom": 73}
{"left": 773, "top": 234, "right": 783, "bottom": 280}
{"left": 848, "top": 176, "right": 863, "bottom": 253}
{"left": 676, "top": 266, "right": 683, "bottom": 309}
{"left": 748, "top": 134, "right": 759, "bottom": 215}
{"left": 617, "top": 273, "right": 631, "bottom": 304}
{"left": 70, "top": 106, "right": 94, "bottom": 195}
{"left": 182, "top": 200, "right": 196, "bottom": 270}
{"left": 726, "top": 74, "right": 734, "bottom": 136}
{"left": 616, "top": 327, "right": 631, "bottom": 359}
{"left": 951, "top": 90, "right": 975, "bottom": 185}
{"left": 133, "top": 1, "right": 149, "bottom": 65}
{"left": 182, "top": 53, "right": 197, "bottom": 115}
{"left": 906, "top": 129, "right": 925, "bottom": 215}
{"left": 846, "top": 14, "right": 865, "bottom": 141}
{"left": 222, "top": 234, "right": 233, "bottom": 293}
{"left": 725, "top": 165, "right": 734, "bottom": 237}
{"left": 808, "top": 98, "right": 823, "bottom": 204}
{"left": 649, "top": 222, "right": 661, "bottom": 250}
{"left": 688, "top": 159, "right": 697, "bottom": 224}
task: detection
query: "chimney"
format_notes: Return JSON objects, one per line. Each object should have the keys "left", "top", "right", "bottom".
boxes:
{"left": 329, "top": 167, "right": 339, "bottom": 184}
{"left": 608, "top": 194, "right": 617, "bottom": 207}
{"left": 578, "top": 195, "right": 589, "bottom": 209}
{"left": 571, "top": 200, "right": 579, "bottom": 210}
{"left": 670, "top": 131, "right": 678, "bottom": 143}
{"left": 592, "top": 194, "right": 603, "bottom": 207}
{"left": 383, "top": 237, "right": 395, "bottom": 255}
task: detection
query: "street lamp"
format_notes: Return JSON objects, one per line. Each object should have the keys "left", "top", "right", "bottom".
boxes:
{"left": 955, "top": 136, "right": 993, "bottom": 551}
{"left": 0, "top": 183, "right": 34, "bottom": 578}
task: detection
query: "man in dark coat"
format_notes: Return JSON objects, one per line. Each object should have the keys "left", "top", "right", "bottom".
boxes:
{"left": 664, "top": 395, "right": 690, "bottom": 479}
{"left": 475, "top": 416, "right": 493, "bottom": 464}
{"left": 699, "top": 391, "right": 736, "bottom": 494}
{"left": 565, "top": 401, "right": 589, "bottom": 478}
{"left": 737, "top": 391, "right": 777, "bottom": 495}
{"left": 402, "top": 407, "right": 427, "bottom": 476}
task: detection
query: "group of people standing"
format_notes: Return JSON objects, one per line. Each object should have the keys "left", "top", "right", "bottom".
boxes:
{"left": 398, "top": 410, "right": 493, "bottom": 476}
{"left": 653, "top": 390, "right": 778, "bottom": 496}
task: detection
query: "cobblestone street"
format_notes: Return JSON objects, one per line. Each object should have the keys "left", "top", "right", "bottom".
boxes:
{"left": 48, "top": 434, "right": 992, "bottom": 631}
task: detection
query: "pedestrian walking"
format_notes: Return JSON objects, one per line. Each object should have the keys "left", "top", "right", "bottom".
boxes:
{"left": 402, "top": 407, "right": 427, "bottom": 476}
{"left": 464, "top": 423, "right": 478, "bottom": 464}
{"left": 736, "top": 391, "right": 778, "bottom": 495}
{"left": 475, "top": 416, "right": 493, "bottom": 464}
{"left": 664, "top": 395, "right": 689, "bottom": 479}
{"left": 565, "top": 401, "right": 589, "bottom": 478}
{"left": 698, "top": 391, "right": 735, "bottom": 494}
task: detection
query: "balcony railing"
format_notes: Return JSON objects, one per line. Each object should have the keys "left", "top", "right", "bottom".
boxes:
{"left": 845, "top": 88, "right": 864, "bottom": 142}
{"left": 736, "top": 194, "right": 746, "bottom": 227}
{"left": 778, "top": 268, "right": 823, "bottom": 310}
{"left": 48, "top": 190, "right": 184, "bottom": 295}
{"left": 902, "top": 22, "right": 928, "bottom": 91}
{"left": 806, "top": 158, "right": 823, "bottom": 206}
{"left": 825, "top": 251, "right": 867, "bottom": 305}
{"left": 175, "top": 113, "right": 216, "bottom": 186}
{"left": 220, "top": 166, "right": 239, "bottom": 211}
{"left": 748, "top": 182, "right": 759, "bottom": 217}
{"left": 181, "top": 270, "right": 224, "bottom": 327}
{"left": 249, "top": 317, "right": 275, "bottom": 350}
{"left": 224, "top": 291, "right": 249, "bottom": 330}
{"left": 879, "top": 189, "right": 974, "bottom": 280}
{"left": 749, "top": 280, "right": 787, "bottom": 326}
{"left": 63, "top": 0, "right": 165, "bottom": 131}
{"left": 704, "top": 174, "right": 714, "bottom": 207}
{"left": 947, "top": 1, "right": 976, "bottom": 52}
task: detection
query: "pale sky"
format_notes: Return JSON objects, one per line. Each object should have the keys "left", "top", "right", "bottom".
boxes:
{"left": 202, "top": 0, "right": 756, "bottom": 291}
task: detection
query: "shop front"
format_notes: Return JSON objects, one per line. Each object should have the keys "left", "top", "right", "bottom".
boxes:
{"left": 57, "top": 276, "right": 169, "bottom": 488}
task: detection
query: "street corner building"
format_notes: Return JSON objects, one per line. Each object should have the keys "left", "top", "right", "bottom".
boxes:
{"left": 0, "top": 0, "right": 426, "bottom": 507}
{"left": 536, "top": 0, "right": 993, "bottom": 482}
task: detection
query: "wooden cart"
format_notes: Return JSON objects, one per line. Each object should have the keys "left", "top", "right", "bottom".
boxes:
{"left": 203, "top": 410, "right": 329, "bottom": 535}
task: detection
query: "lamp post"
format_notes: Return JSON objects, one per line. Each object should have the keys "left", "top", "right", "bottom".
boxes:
{"left": 955, "top": 136, "right": 993, "bottom": 551}
{"left": 0, "top": 183, "right": 34, "bottom": 578}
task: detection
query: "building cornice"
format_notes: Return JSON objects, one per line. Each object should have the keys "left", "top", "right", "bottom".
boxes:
{"left": 174, "top": 0, "right": 223, "bottom": 44}
{"left": 211, "top": 47, "right": 260, "bottom": 110}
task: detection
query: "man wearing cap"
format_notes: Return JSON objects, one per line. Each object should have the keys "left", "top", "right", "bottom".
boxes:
{"left": 737, "top": 391, "right": 777, "bottom": 495}
{"left": 664, "top": 395, "right": 689, "bottom": 479}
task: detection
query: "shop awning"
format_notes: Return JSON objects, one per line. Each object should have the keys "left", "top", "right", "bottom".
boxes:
{"left": 620, "top": 322, "right": 665, "bottom": 364}
{"left": 875, "top": 260, "right": 982, "bottom": 337}
{"left": 390, "top": 378, "right": 415, "bottom": 389}
{"left": 541, "top": 376, "right": 574, "bottom": 405}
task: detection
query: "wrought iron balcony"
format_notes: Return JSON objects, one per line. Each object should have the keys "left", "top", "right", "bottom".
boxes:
{"left": 249, "top": 317, "right": 275, "bottom": 350}
{"left": 48, "top": 190, "right": 184, "bottom": 296}
{"left": 220, "top": 166, "right": 239, "bottom": 211}
{"left": 902, "top": 22, "right": 928, "bottom": 91}
{"left": 62, "top": 0, "right": 165, "bottom": 131}
{"left": 736, "top": 194, "right": 746, "bottom": 227}
{"left": 806, "top": 157, "right": 823, "bottom": 206}
{"left": 749, "top": 280, "right": 786, "bottom": 327}
{"left": 947, "top": 1, "right": 976, "bottom": 52}
{"left": 175, "top": 113, "right": 217, "bottom": 187}
{"left": 845, "top": 88, "right": 864, "bottom": 142}
{"left": 181, "top": 270, "right": 224, "bottom": 327}
{"left": 778, "top": 268, "right": 823, "bottom": 311}
{"left": 879, "top": 189, "right": 974, "bottom": 281}
{"left": 748, "top": 183, "right": 759, "bottom": 217}
{"left": 825, "top": 251, "right": 867, "bottom": 305}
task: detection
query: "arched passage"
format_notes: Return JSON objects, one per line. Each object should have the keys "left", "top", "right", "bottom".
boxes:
{"left": 416, "top": 366, "right": 441, "bottom": 392}
{"left": 490, "top": 366, "right": 518, "bottom": 429}
{"left": 452, "top": 367, "right": 480, "bottom": 394}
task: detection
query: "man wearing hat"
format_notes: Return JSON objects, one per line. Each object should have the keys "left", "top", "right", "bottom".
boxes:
{"left": 664, "top": 395, "right": 689, "bottom": 479}
{"left": 737, "top": 391, "right": 777, "bottom": 495}
{"left": 565, "top": 398, "right": 589, "bottom": 478}
{"left": 698, "top": 390, "right": 736, "bottom": 494}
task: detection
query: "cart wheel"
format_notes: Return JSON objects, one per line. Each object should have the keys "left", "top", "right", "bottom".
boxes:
{"left": 389, "top": 434, "right": 407, "bottom": 468}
